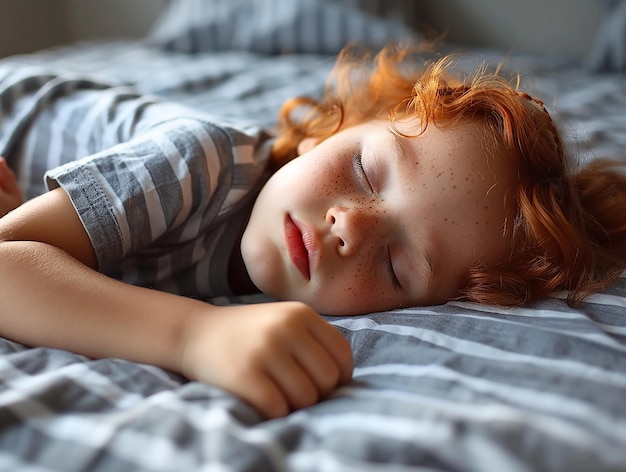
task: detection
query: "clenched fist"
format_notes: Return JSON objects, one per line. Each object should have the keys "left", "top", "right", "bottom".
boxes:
{"left": 178, "top": 301, "right": 353, "bottom": 419}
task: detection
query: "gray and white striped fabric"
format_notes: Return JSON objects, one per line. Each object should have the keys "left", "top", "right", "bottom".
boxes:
{"left": 0, "top": 65, "right": 272, "bottom": 299}
{"left": 1, "top": 42, "right": 626, "bottom": 471}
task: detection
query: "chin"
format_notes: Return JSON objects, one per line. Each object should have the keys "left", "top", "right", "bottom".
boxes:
{"left": 305, "top": 298, "right": 359, "bottom": 316}
{"left": 244, "top": 263, "right": 292, "bottom": 303}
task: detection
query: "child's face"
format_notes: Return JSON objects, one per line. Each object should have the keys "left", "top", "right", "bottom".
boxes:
{"left": 242, "top": 119, "right": 515, "bottom": 315}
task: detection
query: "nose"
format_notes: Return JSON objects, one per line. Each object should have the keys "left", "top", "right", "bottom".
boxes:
{"left": 325, "top": 205, "right": 377, "bottom": 256}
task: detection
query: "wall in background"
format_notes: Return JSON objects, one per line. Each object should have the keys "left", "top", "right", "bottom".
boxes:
{"left": 422, "top": 0, "right": 604, "bottom": 57}
{"left": 0, "top": 0, "right": 606, "bottom": 59}
{"left": 0, "top": 0, "right": 67, "bottom": 57}
{"left": 61, "top": 0, "right": 166, "bottom": 43}
{"left": 0, "top": 0, "right": 166, "bottom": 58}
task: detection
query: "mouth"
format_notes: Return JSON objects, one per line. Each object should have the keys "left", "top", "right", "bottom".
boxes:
{"left": 284, "top": 214, "right": 315, "bottom": 280}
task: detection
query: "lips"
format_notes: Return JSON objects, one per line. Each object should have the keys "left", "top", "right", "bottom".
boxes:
{"left": 284, "top": 214, "right": 315, "bottom": 280}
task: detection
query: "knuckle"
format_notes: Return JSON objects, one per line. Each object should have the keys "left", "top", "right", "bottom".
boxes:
{"left": 249, "top": 385, "right": 289, "bottom": 419}
{"left": 319, "top": 366, "right": 341, "bottom": 395}
{"left": 290, "top": 386, "right": 319, "bottom": 411}
{"left": 338, "top": 340, "right": 354, "bottom": 366}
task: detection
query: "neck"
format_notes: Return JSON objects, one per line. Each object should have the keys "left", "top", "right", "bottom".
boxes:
{"left": 228, "top": 238, "right": 259, "bottom": 296}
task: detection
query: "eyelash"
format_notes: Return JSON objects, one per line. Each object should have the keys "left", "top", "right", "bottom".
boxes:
{"left": 352, "top": 153, "right": 374, "bottom": 193}
{"left": 353, "top": 153, "right": 401, "bottom": 291}
{"left": 385, "top": 248, "right": 402, "bottom": 292}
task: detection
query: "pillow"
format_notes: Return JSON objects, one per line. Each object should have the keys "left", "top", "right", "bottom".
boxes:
{"left": 588, "top": 0, "right": 626, "bottom": 72}
{"left": 146, "top": 0, "right": 419, "bottom": 55}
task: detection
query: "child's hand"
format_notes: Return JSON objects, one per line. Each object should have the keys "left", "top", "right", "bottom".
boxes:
{"left": 0, "top": 157, "right": 23, "bottom": 217}
{"left": 179, "top": 301, "right": 353, "bottom": 419}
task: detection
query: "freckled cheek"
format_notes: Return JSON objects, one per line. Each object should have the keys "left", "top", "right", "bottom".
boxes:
{"left": 330, "top": 248, "right": 396, "bottom": 312}
{"left": 308, "top": 163, "right": 353, "bottom": 198}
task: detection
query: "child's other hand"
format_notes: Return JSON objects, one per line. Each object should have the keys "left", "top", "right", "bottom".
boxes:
{"left": 0, "top": 157, "right": 23, "bottom": 217}
{"left": 180, "top": 301, "right": 353, "bottom": 419}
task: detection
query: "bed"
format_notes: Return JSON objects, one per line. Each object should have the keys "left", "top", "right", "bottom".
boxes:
{"left": 1, "top": 1, "right": 626, "bottom": 471}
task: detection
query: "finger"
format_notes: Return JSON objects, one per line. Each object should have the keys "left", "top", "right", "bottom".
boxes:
{"left": 290, "top": 332, "right": 342, "bottom": 396}
{"left": 266, "top": 354, "right": 320, "bottom": 411}
{"left": 238, "top": 372, "right": 290, "bottom": 419}
{"left": 307, "top": 321, "right": 354, "bottom": 385}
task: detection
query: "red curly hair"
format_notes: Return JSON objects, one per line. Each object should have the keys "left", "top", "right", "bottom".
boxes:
{"left": 271, "top": 44, "right": 626, "bottom": 306}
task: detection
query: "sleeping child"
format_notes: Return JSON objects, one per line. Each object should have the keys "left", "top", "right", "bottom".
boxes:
{"left": 1, "top": 45, "right": 625, "bottom": 418}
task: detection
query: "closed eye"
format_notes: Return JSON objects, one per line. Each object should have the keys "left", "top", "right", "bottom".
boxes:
{"left": 386, "top": 247, "right": 402, "bottom": 292}
{"left": 353, "top": 153, "right": 374, "bottom": 193}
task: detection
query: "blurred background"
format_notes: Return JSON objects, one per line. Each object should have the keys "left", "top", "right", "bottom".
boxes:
{"left": 0, "top": 0, "right": 605, "bottom": 59}
{"left": 0, "top": 0, "right": 165, "bottom": 57}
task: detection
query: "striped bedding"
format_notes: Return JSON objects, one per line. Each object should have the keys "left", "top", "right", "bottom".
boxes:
{"left": 1, "top": 42, "right": 625, "bottom": 472}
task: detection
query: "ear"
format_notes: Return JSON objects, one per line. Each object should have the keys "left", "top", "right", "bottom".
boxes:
{"left": 297, "top": 137, "right": 320, "bottom": 155}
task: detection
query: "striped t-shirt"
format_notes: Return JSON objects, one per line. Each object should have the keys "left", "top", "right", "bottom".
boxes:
{"left": 0, "top": 65, "right": 273, "bottom": 300}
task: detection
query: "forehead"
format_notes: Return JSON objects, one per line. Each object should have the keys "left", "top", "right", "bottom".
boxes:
{"left": 394, "top": 118, "right": 498, "bottom": 164}
{"left": 360, "top": 118, "right": 512, "bottom": 185}
{"left": 377, "top": 119, "right": 516, "bottom": 301}
{"left": 395, "top": 118, "right": 516, "bottom": 215}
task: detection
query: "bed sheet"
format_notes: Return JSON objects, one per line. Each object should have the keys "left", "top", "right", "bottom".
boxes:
{"left": 1, "top": 42, "right": 626, "bottom": 472}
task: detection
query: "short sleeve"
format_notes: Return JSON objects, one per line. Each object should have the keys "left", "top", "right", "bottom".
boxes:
{"left": 45, "top": 117, "right": 270, "bottom": 274}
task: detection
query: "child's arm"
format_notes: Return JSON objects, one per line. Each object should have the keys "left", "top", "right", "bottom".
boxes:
{"left": 0, "top": 188, "right": 353, "bottom": 419}
{"left": 0, "top": 157, "right": 22, "bottom": 217}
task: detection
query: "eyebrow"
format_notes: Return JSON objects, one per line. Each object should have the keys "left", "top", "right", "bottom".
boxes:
{"left": 388, "top": 129, "right": 412, "bottom": 162}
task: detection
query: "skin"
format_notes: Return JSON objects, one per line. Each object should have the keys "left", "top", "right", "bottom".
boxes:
{"left": 0, "top": 158, "right": 351, "bottom": 419}
{"left": 0, "top": 157, "right": 22, "bottom": 217}
{"left": 242, "top": 118, "right": 516, "bottom": 315}
{"left": 0, "top": 118, "right": 515, "bottom": 418}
